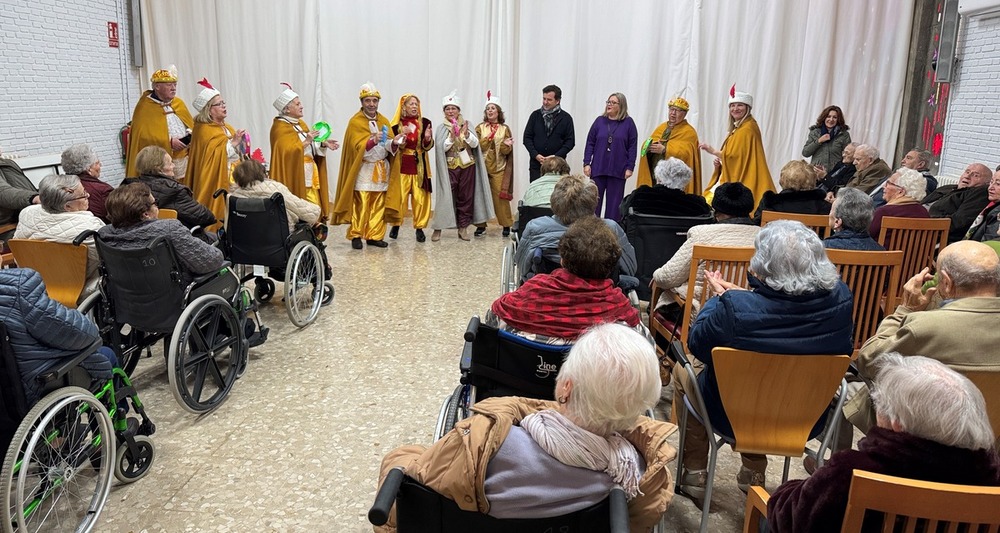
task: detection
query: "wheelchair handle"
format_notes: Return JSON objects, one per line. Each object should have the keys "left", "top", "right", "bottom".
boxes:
{"left": 73, "top": 229, "right": 98, "bottom": 247}
{"left": 464, "top": 316, "right": 481, "bottom": 342}
{"left": 368, "top": 467, "right": 405, "bottom": 526}
{"left": 609, "top": 486, "right": 629, "bottom": 533}
{"left": 212, "top": 188, "right": 228, "bottom": 199}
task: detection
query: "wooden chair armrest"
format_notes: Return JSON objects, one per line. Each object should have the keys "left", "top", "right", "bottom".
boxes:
{"left": 743, "top": 485, "right": 771, "bottom": 533}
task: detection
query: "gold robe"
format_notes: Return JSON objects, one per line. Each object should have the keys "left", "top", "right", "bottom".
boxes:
{"left": 270, "top": 117, "right": 330, "bottom": 219}
{"left": 188, "top": 121, "right": 237, "bottom": 228}
{"left": 476, "top": 122, "right": 515, "bottom": 227}
{"left": 386, "top": 116, "right": 434, "bottom": 226}
{"left": 332, "top": 110, "right": 392, "bottom": 225}
{"left": 703, "top": 115, "right": 774, "bottom": 206}
{"left": 125, "top": 91, "right": 193, "bottom": 178}
{"left": 636, "top": 119, "right": 701, "bottom": 195}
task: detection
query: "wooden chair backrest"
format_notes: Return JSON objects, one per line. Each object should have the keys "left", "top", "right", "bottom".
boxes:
{"left": 825, "top": 249, "right": 903, "bottom": 355}
{"left": 876, "top": 216, "right": 949, "bottom": 295}
{"left": 157, "top": 208, "right": 178, "bottom": 219}
{"left": 0, "top": 223, "right": 16, "bottom": 268}
{"left": 713, "top": 348, "right": 851, "bottom": 456}
{"left": 679, "top": 245, "right": 755, "bottom": 345}
{"left": 7, "top": 239, "right": 88, "bottom": 308}
{"left": 760, "top": 210, "right": 831, "bottom": 239}
{"left": 962, "top": 370, "right": 1000, "bottom": 444}
{"left": 841, "top": 470, "right": 1000, "bottom": 532}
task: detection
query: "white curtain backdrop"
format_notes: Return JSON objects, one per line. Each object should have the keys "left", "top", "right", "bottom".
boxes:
{"left": 141, "top": 0, "right": 913, "bottom": 203}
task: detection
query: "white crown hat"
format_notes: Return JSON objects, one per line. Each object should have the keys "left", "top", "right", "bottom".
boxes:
{"left": 442, "top": 89, "right": 461, "bottom": 109}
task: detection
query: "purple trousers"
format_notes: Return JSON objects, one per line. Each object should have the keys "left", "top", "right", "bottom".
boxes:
{"left": 593, "top": 175, "right": 626, "bottom": 221}
{"left": 450, "top": 165, "right": 476, "bottom": 228}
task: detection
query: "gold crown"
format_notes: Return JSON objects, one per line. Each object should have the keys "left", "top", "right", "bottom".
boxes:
{"left": 359, "top": 83, "right": 381, "bottom": 100}
{"left": 151, "top": 69, "right": 177, "bottom": 83}
{"left": 668, "top": 97, "right": 689, "bottom": 111}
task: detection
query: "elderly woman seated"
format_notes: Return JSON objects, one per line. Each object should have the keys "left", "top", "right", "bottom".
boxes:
{"left": 823, "top": 187, "right": 885, "bottom": 251}
{"left": 619, "top": 157, "right": 711, "bottom": 221}
{"left": 123, "top": 145, "right": 216, "bottom": 230}
{"left": 61, "top": 143, "right": 113, "bottom": 222}
{"left": 375, "top": 323, "right": 677, "bottom": 533}
{"left": 751, "top": 159, "right": 830, "bottom": 224}
{"left": 520, "top": 156, "right": 570, "bottom": 208}
{"left": 766, "top": 354, "right": 1000, "bottom": 532}
{"left": 13, "top": 174, "right": 106, "bottom": 301}
{"left": 868, "top": 167, "right": 929, "bottom": 238}
{"left": 491, "top": 217, "right": 643, "bottom": 343}
{"left": 673, "top": 220, "right": 853, "bottom": 496}
{"left": 515, "top": 174, "right": 636, "bottom": 284}
{"left": 98, "top": 182, "right": 224, "bottom": 286}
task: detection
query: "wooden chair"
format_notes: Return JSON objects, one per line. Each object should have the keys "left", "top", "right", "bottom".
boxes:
{"left": 675, "top": 347, "right": 851, "bottom": 533}
{"left": 7, "top": 239, "right": 88, "bottom": 308}
{"left": 744, "top": 470, "right": 1000, "bottom": 533}
{"left": 157, "top": 208, "right": 178, "bottom": 219}
{"left": 0, "top": 222, "right": 17, "bottom": 267}
{"left": 876, "top": 216, "right": 949, "bottom": 296}
{"left": 760, "top": 210, "right": 831, "bottom": 239}
{"left": 962, "top": 370, "right": 1000, "bottom": 446}
{"left": 825, "top": 249, "right": 903, "bottom": 356}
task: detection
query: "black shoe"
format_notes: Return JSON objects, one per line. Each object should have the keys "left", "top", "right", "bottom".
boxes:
{"left": 351, "top": 238, "right": 363, "bottom": 249}
{"left": 366, "top": 239, "right": 389, "bottom": 248}
{"left": 248, "top": 326, "right": 269, "bottom": 348}
{"left": 415, "top": 229, "right": 426, "bottom": 242}
{"left": 502, "top": 227, "right": 510, "bottom": 237}
{"left": 389, "top": 225, "right": 400, "bottom": 239}
{"left": 474, "top": 227, "right": 486, "bottom": 237}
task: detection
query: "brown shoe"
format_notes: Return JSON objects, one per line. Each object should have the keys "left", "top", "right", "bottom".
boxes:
{"left": 431, "top": 229, "right": 442, "bottom": 242}
{"left": 736, "top": 466, "right": 766, "bottom": 493}
{"left": 457, "top": 227, "right": 470, "bottom": 241}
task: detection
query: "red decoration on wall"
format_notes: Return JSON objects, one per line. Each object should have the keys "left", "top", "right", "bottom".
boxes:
{"left": 107, "top": 22, "right": 119, "bottom": 48}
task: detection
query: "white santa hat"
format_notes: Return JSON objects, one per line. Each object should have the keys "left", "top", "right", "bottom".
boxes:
{"left": 192, "top": 78, "right": 221, "bottom": 113}
{"left": 273, "top": 82, "right": 299, "bottom": 113}
{"left": 442, "top": 90, "right": 461, "bottom": 109}
{"left": 727, "top": 84, "right": 753, "bottom": 108}
{"left": 484, "top": 90, "right": 502, "bottom": 109}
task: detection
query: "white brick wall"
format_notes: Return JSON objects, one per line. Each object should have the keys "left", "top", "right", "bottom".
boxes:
{"left": 939, "top": 13, "right": 1000, "bottom": 180}
{"left": 0, "top": 0, "right": 140, "bottom": 185}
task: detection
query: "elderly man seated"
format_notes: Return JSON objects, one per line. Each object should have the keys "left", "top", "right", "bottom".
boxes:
{"left": 923, "top": 162, "right": 992, "bottom": 243}
{"left": 844, "top": 240, "right": 1000, "bottom": 432}
{"left": 766, "top": 354, "right": 1000, "bottom": 533}
{"left": 964, "top": 168, "right": 1000, "bottom": 242}
{"left": 619, "top": 157, "right": 710, "bottom": 222}
{"left": 673, "top": 220, "right": 853, "bottom": 497}
{"left": 491, "top": 217, "right": 643, "bottom": 343}
{"left": 0, "top": 151, "right": 40, "bottom": 240}
{"left": 515, "top": 174, "right": 635, "bottom": 284}
{"left": 374, "top": 323, "right": 677, "bottom": 533}
{"left": 840, "top": 144, "right": 891, "bottom": 194}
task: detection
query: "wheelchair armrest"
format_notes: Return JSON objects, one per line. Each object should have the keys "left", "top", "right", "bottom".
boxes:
{"left": 672, "top": 340, "right": 692, "bottom": 368}
{"left": 460, "top": 340, "right": 473, "bottom": 373}
{"left": 464, "top": 316, "right": 480, "bottom": 342}
{"left": 609, "top": 486, "right": 629, "bottom": 533}
{"left": 73, "top": 229, "right": 98, "bottom": 247}
{"left": 212, "top": 188, "right": 228, "bottom": 199}
{"left": 190, "top": 262, "right": 233, "bottom": 286}
{"left": 368, "top": 467, "right": 405, "bottom": 526}
{"left": 36, "top": 338, "right": 102, "bottom": 385}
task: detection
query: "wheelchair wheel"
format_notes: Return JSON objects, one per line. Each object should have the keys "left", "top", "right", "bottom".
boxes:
{"left": 500, "top": 239, "right": 515, "bottom": 295}
{"left": 284, "top": 241, "right": 324, "bottom": 328}
{"left": 1, "top": 386, "right": 114, "bottom": 533}
{"left": 78, "top": 292, "right": 143, "bottom": 377}
{"left": 114, "top": 435, "right": 154, "bottom": 484}
{"left": 434, "top": 385, "right": 466, "bottom": 441}
{"left": 321, "top": 282, "right": 335, "bottom": 307}
{"left": 254, "top": 278, "right": 275, "bottom": 303}
{"left": 167, "top": 294, "right": 244, "bottom": 414}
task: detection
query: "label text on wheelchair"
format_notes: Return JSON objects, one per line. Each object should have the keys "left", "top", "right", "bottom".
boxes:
{"left": 535, "top": 357, "right": 558, "bottom": 379}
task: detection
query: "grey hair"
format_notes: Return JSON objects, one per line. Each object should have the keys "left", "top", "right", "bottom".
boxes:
{"left": 60, "top": 144, "right": 98, "bottom": 175}
{"left": 911, "top": 148, "right": 933, "bottom": 169}
{"left": 654, "top": 158, "right": 692, "bottom": 189}
{"left": 38, "top": 174, "right": 81, "bottom": 214}
{"left": 893, "top": 167, "right": 927, "bottom": 201}
{"left": 871, "top": 353, "right": 995, "bottom": 450}
{"left": 551, "top": 174, "right": 599, "bottom": 225}
{"left": 854, "top": 144, "right": 879, "bottom": 162}
{"left": 556, "top": 323, "right": 660, "bottom": 436}
{"left": 751, "top": 220, "right": 840, "bottom": 294}
{"left": 833, "top": 187, "right": 875, "bottom": 233}
{"left": 938, "top": 243, "right": 1000, "bottom": 292}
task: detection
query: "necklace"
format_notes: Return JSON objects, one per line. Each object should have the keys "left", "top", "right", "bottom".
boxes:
{"left": 606, "top": 118, "right": 621, "bottom": 152}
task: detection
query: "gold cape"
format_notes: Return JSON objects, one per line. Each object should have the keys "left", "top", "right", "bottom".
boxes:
{"left": 386, "top": 97, "right": 434, "bottom": 223}
{"left": 125, "top": 91, "right": 193, "bottom": 178}
{"left": 636, "top": 119, "right": 701, "bottom": 195}
{"left": 188, "top": 121, "right": 236, "bottom": 227}
{"left": 332, "top": 110, "right": 392, "bottom": 225}
{"left": 269, "top": 117, "right": 330, "bottom": 219}
{"left": 703, "top": 115, "right": 774, "bottom": 206}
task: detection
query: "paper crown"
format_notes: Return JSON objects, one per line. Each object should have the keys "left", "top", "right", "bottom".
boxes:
{"left": 359, "top": 82, "right": 381, "bottom": 100}
{"left": 151, "top": 65, "right": 178, "bottom": 83}
{"left": 728, "top": 84, "right": 753, "bottom": 107}
{"left": 442, "top": 89, "right": 461, "bottom": 109}
{"left": 192, "top": 78, "right": 221, "bottom": 113}
{"left": 667, "top": 96, "right": 690, "bottom": 111}
{"left": 485, "top": 90, "right": 502, "bottom": 109}
{"left": 273, "top": 82, "right": 299, "bottom": 113}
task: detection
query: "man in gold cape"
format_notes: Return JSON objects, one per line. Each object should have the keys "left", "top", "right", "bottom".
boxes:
{"left": 701, "top": 90, "right": 774, "bottom": 206}
{"left": 126, "top": 66, "right": 194, "bottom": 181}
{"left": 636, "top": 96, "right": 701, "bottom": 195}
{"left": 269, "top": 84, "right": 336, "bottom": 220}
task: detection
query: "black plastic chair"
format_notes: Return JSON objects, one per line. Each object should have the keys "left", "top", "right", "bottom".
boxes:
{"left": 622, "top": 208, "right": 713, "bottom": 301}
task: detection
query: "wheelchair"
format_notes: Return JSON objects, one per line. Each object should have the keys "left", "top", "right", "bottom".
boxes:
{"left": 621, "top": 208, "right": 713, "bottom": 301}
{"left": 369, "top": 466, "right": 630, "bottom": 533}
{"left": 0, "top": 323, "right": 155, "bottom": 533}
{"left": 499, "top": 203, "right": 553, "bottom": 295}
{"left": 434, "top": 316, "right": 571, "bottom": 440}
{"left": 75, "top": 229, "right": 259, "bottom": 414}
{"left": 215, "top": 190, "right": 333, "bottom": 328}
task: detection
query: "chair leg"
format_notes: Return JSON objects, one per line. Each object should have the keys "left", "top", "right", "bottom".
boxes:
{"left": 781, "top": 456, "right": 791, "bottom": 483}
{"left": 675, "top": 407, "right": 688, "bottom": 495}
{"left": 700, "top": 438, "right": 719, "bottom": 533}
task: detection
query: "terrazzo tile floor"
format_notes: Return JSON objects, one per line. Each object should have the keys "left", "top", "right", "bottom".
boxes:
{"left": 94, "top": 220, "right": 831, "bottom": 533}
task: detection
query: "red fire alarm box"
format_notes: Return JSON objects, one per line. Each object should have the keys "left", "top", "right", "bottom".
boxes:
{"left": 108, "top": 22, "right": 119, "bottom": 48}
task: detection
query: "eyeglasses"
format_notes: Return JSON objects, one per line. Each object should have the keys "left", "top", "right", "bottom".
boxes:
{"left": 884, "top": 180, "right": 902, "bottom": 190}
{"left": 211, "top": 101, "right": 227, "bottom": 107}
{"left": 606, "top": 100, "right": 620, "bottom": 105}
{"left": 67, "top": 192, "right": 90, "bottom": 201}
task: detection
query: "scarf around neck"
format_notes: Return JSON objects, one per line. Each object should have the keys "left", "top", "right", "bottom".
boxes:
{"left": 541, "top": 104, "right": 562, "bottom": 135}
{"left": 521, "top": 409, "right": 643, "bottom": 499}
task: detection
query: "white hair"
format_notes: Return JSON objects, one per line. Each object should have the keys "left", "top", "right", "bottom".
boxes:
{"left": 892, "top": 167, "right": 927, "bottom": 201}
{"left": 871, "top": 353, "right": 995, "bottom": 450}
{"left": 751, "top": 220, "right": 840, "bottom": 294}
{"left": 38, "top": 174, "right": 81, "bottom": 214}
{"left": 854, "top": 144, "right": 879, "bottom": 162}
{"left": 654, "top": 157, "right": 693, "bottom": 189}
{"left": 556, "top": 323, "right": 660, "bottom": 436}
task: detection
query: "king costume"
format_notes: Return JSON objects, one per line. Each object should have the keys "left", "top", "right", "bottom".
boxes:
{"left": 269, "top": 84, "right": 331, "bottom": 219}
{"left": 636, "top": 97, "right": 702, "bottom": 195}
{"left": 125, "top": 66, "right": 194, "bottom": 181}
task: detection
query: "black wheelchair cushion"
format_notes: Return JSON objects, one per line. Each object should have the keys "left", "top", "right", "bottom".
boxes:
{"left": 225, "top": 193, "right": 292, "bottom": 268}
{"left": 624, "top": 210, "right": 714, "bottom": 301}
{"left": 465, "top": 322, "right": 570, "bottom": 402}
{"left": 95, "top": 236, "right": 185, "bottom": 333}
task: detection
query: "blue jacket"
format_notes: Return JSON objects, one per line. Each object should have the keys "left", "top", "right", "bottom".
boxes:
{"left": 823, "top": 229, "right": 885, "bottom": 251}
{"left": 687, "top": 276, "right": 854, "bottom": 438}
{"left": 0, "top": 269, "right": 111, "bottom": 405}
